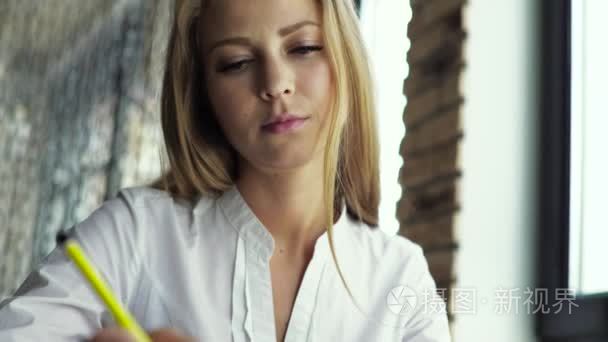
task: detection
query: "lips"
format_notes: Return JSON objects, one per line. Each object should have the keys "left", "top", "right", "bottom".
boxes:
{"left": 262, "top": 113, "right": 307, "bottom": 126}
{"left": 261, "top": 115, "right": 309, "bottom": 134}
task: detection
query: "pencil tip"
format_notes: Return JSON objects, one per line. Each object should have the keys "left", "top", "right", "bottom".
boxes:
{"left": 56, "top": 231, "right": 69, "bottom": 245}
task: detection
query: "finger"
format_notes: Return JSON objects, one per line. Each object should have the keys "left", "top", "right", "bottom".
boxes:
{"left": 91, "top": 327, "right": 135, "bottom": 342}
{"left": 149, "top": 328, "right": 195, "bottom": 341}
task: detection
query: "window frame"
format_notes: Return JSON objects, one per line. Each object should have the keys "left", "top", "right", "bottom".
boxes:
{"left": 537, "top": 0, "right": 608, "bottom": 340}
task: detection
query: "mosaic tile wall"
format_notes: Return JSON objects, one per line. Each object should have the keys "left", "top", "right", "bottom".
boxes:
{"left": 0, "top": 0, "right": 172, "bottom": 297}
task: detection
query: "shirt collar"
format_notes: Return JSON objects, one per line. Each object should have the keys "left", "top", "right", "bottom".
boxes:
{"left": 216, "top": 184, "right": 349, "bottom": 262}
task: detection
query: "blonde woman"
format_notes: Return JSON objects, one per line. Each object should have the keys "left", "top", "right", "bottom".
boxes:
{"left": 0, "top": 0, "right": 451, "bottom": 341}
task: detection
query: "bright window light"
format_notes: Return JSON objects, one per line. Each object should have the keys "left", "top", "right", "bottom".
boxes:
{"left": 360, "top": 0, "right": 412, "bottom": 236}
{"left": 570, "top": 0, "right": 608, "bottom": 295}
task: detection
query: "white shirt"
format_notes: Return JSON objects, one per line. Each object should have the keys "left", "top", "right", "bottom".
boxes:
{"left": 0, "top": 186, "right": 451, "bottom": 341}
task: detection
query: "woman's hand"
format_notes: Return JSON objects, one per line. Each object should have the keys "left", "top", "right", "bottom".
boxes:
{"left": 91, "top": 327, "right": 195, "bottom": 341}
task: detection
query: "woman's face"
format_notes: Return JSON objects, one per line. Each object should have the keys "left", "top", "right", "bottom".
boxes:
{"left": 200, "top": 0, "right": 333, "bottom": 174}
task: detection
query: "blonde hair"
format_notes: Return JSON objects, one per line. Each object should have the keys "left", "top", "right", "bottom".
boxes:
{"left": 153, "top": 0, "right": 380, "bottom": 310}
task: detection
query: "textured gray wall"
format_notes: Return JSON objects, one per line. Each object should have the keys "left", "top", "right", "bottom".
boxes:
{"left": 0, "top": 0, "right": 172, "bottom": 298}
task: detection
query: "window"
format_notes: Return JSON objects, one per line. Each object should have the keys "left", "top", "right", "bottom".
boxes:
{"left": 568, "top": 0, "right": 608, "bottom": 296}
{"left": 538, "top": 0, "right": 608, "bottom": 340}
{"left": 359, "top": 0, "right": 411, "bottom": 236}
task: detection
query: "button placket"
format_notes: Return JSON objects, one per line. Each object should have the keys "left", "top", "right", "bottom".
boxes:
{"left": 245, "top": 240, "right": 277, "bottom": 342}
{"left": 283, "top": 242, "right": 332, "bottom": 342}
{"left": 231, "top": 236, "right": 251, "bottom": 342}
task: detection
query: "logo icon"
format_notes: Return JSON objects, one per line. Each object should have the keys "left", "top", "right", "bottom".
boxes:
{"left": 386, "top": 285, "right": 418, "bottom": 315}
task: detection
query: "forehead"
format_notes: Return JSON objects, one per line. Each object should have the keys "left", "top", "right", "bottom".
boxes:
{"left": 200, "top": 0, "right": 321, "bottom": 40}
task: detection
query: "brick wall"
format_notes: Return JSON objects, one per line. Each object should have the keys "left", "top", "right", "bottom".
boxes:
{"left": 397, "top": 0, "right": 466, "bottom": 326}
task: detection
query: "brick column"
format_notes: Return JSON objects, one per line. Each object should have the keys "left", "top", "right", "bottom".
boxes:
{"left": 397, "top": 0, "right": 466, "bottom": 325}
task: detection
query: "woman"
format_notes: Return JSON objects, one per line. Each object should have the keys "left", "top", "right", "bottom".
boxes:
{"left": 0, "top": 0, "right": 451, "bottom": 341}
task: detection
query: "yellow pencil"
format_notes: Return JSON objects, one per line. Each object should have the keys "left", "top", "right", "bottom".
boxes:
{"left": 56, "top": 231, "right": 151, "bottom": 342}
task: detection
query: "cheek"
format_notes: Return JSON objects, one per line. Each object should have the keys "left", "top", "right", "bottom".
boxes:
{"left": 208, "top": 79, "right": 241, "bottom": 116}
{"left": 299, "top": 61, "right": 333, "bottom": 115}
{"left": 205, "top": 79, "right": 255, "bottom": 138}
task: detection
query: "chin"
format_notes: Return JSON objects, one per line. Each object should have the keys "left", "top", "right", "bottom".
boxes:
{"left": 237, "top": 137, "right": 325, "bottom": 174}
{"left": 260, "top": 155, "right": 315, "bottom": 172}
{"left": 252, "top": 148, "right": 319, "bottom": 173}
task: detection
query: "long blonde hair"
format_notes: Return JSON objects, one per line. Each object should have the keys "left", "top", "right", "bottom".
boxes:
{"left": 153, "top": 0, "right": 380, "bottom": 309}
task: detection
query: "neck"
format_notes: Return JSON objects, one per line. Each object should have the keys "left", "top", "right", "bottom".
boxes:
{"left": 235, "top": 161, "right": 329, "bottom": 256}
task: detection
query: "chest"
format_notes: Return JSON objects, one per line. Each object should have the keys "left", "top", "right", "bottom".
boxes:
{"left": 269, "top": 253, "right": 310, "bottom": 342}
{"left": 139, "top": 238, "right": 402, "bottom": 341}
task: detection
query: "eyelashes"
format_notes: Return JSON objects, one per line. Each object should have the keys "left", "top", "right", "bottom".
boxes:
{"left": 291, "top": 45, "right": 324, "bottom": 55}
{"left": 217, "top": 45, "right": 324, "bottom": 74}
{"left": 219, "top": 60, "right": 250, "bottom": 73}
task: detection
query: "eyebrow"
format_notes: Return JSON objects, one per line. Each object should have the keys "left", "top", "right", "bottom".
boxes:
{"left": 206, "top": 20, "right": 320, "bottom": 55}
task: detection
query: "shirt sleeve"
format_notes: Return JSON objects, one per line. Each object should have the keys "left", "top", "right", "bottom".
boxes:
{"left": 400, "top": 245, "right": 452, "bottom": 342}
{"left": 0, "top": 190, "right": 142, "bottom": 342}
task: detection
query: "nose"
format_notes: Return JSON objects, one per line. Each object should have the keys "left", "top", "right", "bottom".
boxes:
{"left": 259, "top": 57, "right": 294, "bottom": 101}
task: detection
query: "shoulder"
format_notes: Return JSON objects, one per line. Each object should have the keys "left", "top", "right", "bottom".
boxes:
{"left": 69, "top": 186, "right": 220, "bottom": 288}
{"left": 72, "top": 185, "right": 220, "bottom": 253}
{"left": 346, "top": 217, "right": 426, "bottom": 269}
{"left": 342, "top": 217, "right": 434, "bottom": 294}
{"left": 113, "top": 186, "right": 187, "bottom": 211}
{"left": 70, "top": 186, "right": 180, "bottom": 250}
{"left": 103, "top": 185, "right": 218, "bottom": 218}
{"left": 339, "top": 219, "right": 449, "bottom": 334}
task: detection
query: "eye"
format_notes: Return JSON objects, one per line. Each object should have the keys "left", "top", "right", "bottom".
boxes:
{"left": 291, "top": 45, "right": 324, "bottom": 55}
{"left": 218, "top": 59, "right": 252, "bottom": 73}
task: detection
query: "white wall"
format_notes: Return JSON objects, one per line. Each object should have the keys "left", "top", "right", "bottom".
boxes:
{"left": 453, "top": 0, "right": 539, "bottom": 341}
